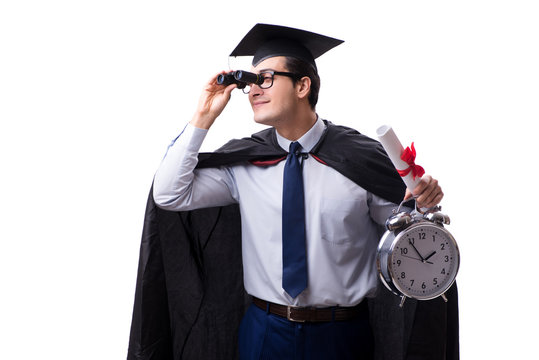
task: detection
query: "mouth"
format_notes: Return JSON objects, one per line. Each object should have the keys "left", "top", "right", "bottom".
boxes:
{"left": 252, "top": 100, "right": 269, "bottom": 108}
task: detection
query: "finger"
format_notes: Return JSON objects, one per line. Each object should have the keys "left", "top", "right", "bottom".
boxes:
{"left": 223, "top": 82, "right": 238, "bottom": 95}
{"left": 403, "top": 188, "right": 413, "bottom": 201}
{"left": 411, "top": 175, "right": 431, "bottom": 196}
{"left": 431, "top": 192, "right": 444, "bottom": 207}
{"left": 411, "top": 175, "right": 433, "bottom": 203}
{"left": 417, "top": 183, "right": 443, "bottom": 208}
{"left": 418, "top": 190, "right": 444, "bottom": 208}
{"left": 416, "top": 183, "right": 435, "bottom": 205}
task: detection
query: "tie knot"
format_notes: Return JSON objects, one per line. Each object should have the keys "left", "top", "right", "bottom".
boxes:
{"left": 289, "top": 141, "right": 301, "bottom": 155}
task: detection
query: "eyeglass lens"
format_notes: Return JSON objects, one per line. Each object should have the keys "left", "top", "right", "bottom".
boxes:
{"left": 242, "top": 73, "right": 274, "bottom": 94}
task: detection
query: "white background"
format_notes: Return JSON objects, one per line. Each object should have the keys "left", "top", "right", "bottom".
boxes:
{"left": 1, "top": 1, "right": 538, "bottom": 358}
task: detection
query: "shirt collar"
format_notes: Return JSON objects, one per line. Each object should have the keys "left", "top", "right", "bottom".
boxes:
{"left": 275, "top": 115, "right": 326, "bottom": 152}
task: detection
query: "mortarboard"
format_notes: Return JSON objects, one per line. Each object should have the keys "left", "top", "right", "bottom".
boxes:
{"left": 229, "top": 23, "right": 344, "bottom": 69}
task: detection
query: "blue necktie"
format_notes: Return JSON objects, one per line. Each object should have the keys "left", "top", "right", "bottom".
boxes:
{"left": 282, "top": 141, "right": 307, "bottom": 298}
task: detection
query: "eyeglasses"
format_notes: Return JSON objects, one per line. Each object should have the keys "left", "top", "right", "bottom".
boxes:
{"left": 242, "top": 71, "right": 301, "bottom": 94}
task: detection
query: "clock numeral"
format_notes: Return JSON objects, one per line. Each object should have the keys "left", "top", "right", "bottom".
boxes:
{"left": 432, "top": 235, "right": 436, "bottom": 242}
{"left": 410, "top": 279, "right": 415, "bottom": 286}
{"left": 433, "top": 278, "right": 438, "bottom": 286}
{"left": 396, "top": 260, "right": 402, "bottom": 266}
{"left": 441, "top": 268, "right": 446, "bottom": 275}
{"left": 419, "top": 232, "right": 426, "bottom": 240}
{"left": 409, "top": 238, "right": 415, "bottom": 245}
{"left": 401, "top": 272, "right": 406, "bottom": 279}
{"left": 444, "top": 255, "right": 449, "bottom": 262}
{"left": 440, "top": 243, "right": 445, "bottom": 251}
{"left": 421, "top": 282, "right": 426, "bottom": 289}
{"left": 400, "top": 248, "right": 408, "bottom": 255}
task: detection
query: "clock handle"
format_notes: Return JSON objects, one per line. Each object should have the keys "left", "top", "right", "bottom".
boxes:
{"left": 399, "top": 296, "right": 406, "bottom": 308}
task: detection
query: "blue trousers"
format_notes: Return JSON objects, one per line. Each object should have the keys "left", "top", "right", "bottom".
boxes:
{"left": 238, "top": 303, "right": 374, "bottom": 360}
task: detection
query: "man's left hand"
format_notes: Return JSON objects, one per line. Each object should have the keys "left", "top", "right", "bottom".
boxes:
{"left": 403, "top": 175, "right": 444, "bottom": 209}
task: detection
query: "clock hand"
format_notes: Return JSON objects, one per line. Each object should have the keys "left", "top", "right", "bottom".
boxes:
{"left": 399, "top": 254, "right": 433, "bottom": 264}
{"left": 408, "top": 240, "right": 425, "bottom": 261}
{"left": 400, "top": 254, "right": 422, "bottom": 262}
{"left": 424, "top": 251, "right": 437, "bottom": 261}
{"left": 401, "top": 254, "right": 434, "bottom": 264}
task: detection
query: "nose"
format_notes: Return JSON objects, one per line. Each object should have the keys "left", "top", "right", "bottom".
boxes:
{"left": 249, "top": 83, "right": 264, "bottom": 97}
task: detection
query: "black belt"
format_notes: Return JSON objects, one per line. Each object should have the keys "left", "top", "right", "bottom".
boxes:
{"left": 252, "top": 297, "right": 367, "bottom": 323}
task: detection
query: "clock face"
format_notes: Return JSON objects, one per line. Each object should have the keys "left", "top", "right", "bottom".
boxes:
{"left": 390, "top": 223, "right": 459, "bottom": 300}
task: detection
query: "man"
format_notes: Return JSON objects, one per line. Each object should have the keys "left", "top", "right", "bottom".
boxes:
{"left": 128, "top": 24, "right": 458, "bottom": 360}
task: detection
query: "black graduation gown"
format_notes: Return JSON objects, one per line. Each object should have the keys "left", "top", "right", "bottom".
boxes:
{"left": 127, "top": 121, "right": 459, "bottom": 360}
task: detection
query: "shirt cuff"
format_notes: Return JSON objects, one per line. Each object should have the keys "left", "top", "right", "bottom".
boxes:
{"left": 182, "top": 123, "right": 208, "bottom": 152}
{"left": 165, "top": 122, "right": 208, "bottom": 156}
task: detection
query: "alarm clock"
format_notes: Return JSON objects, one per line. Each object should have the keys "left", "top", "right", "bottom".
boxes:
{"left": 377, "top": 202, "right": 460, "bottom": 306}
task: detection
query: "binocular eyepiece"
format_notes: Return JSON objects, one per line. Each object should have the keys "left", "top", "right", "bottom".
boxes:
{"left": 216, "top": 71, "right": 264, "bottom": 89}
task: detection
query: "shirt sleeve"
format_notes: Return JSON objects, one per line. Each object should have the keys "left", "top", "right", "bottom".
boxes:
{"left": 152, "top": 123, "right": 239, "bottom": 211}
{"left": 368, "top": 191, "right": 417, "bottom": 227}
{"left": 368, "top": 193, "right": 401, "bottom": 226}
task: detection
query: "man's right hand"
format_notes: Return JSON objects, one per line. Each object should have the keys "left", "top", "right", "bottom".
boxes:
{"left": 190, "top": 71, "right": 237, "bottom": 129}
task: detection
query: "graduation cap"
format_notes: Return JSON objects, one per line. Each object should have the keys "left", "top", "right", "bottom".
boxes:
{"left": 230, "top": 23, "right": 344, "bottom": 70}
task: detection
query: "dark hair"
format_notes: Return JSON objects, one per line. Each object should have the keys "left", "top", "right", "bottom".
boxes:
{"left": 284, "top": 57, "right": 320, "bottom": 110}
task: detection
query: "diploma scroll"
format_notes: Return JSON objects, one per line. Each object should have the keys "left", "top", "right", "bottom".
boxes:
{"left": 376, "top": 125, "right": 422, "bottom": 191}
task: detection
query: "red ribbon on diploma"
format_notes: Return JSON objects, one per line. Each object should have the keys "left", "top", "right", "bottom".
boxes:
{"left": 397, "top": 142, "right": 425, "bottom": 180}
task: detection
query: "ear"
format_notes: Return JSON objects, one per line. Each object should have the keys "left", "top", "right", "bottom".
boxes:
{"left": 296, "top": 76, "right": 311, "bottom": 100}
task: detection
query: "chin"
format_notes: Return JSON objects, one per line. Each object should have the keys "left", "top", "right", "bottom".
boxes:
{"left": 252, "top": 112, "right": 275, "bottom": 126}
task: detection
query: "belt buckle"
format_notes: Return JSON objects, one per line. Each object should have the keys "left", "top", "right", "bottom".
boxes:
{"left": 286, "top": 305, "right": 306, "bottom": 323}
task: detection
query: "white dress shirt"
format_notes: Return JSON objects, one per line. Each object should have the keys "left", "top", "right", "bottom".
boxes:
{"left": 153, "top": 117, "right": 400, "bottom": 307}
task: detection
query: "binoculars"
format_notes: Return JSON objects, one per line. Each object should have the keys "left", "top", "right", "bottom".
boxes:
{"left": 216, "top": 70, "right": 264, "bottom": 89}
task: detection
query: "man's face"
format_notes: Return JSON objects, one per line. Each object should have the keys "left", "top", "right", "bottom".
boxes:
{"left": 248, "top": 56, "right": 297, "bottom": 127}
